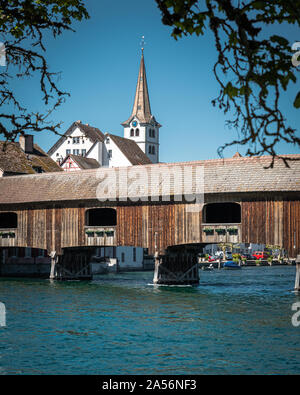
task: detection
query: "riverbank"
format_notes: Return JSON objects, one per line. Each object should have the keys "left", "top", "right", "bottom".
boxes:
{"left": 199, "top": 259, "right": 295, "bottom": 269}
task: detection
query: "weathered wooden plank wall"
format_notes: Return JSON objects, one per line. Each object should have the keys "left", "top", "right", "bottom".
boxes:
{"left": 0, "top": 196, "right": 299, "bottom": 256}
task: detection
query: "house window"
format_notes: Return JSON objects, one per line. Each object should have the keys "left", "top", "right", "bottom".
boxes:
{"left": 72, "top": 137, "right": 80, "bottom": 144}
{"left": 130, "top": 129, "right": 134, "bottom": 137}
{"left": 121, "top": 252, "right": 125, "bottom": 263}
{"left": 148, "top": 146, "right": 155, "bottom": 155}
{"left": 66, "top": 149, "right": 71, "bottom": 156}
{"left": 81, "top": 149, "right": 86, "bottom": 156}
{"left": 106, "top": 137, "right": 110, "bottom": 144}
{"left": 133, "top": 248, "right": 136, "bottom": 262}
{"left": 37, "top": 249, "right": 44, "bottom": 257}
{"left": 108, "top": 150, "right": 112, "bottom": 159}
{"left": 11, "top": 248, "right": 18, "bottom": 258}
{"left": 135, "top": 128, "right": 139, "bottom": 137}
{"left": 149, "top": 129, "right": 155, "bottom": 138}
{"left": 25, "top": 248, "right": 31, "bottom": 258}
{"left": 73, "top": 149, "right": 80, "bottom": 155}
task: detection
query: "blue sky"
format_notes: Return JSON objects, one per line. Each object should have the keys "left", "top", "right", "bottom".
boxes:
{"left": 5, "top": 0, "right": 300, "bottom": 162}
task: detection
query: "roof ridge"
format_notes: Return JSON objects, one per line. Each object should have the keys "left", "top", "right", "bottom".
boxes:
{"left": 2, "top": 154, "right": 300, "bottom": 180}
{"left": 47, "top": 121, "right": 105, "bottom": 155}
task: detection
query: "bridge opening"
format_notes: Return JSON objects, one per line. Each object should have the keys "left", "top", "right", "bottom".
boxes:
{"left": 203, "top": 203, "right": 241, "bottom": 224}
{"left": 85, "top": 208, "right": 117, "bottom": 227}
{"left": 0, "top": 212, "right": 17, "bottom": 228}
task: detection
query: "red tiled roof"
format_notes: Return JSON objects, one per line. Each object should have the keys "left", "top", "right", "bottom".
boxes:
{"left": 61, "top": 154, "right": 100, "bottom": 169}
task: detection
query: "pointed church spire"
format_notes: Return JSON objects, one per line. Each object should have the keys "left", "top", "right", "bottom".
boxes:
{"left": 122, "top": 51, "right": 159, "bottom": 126}
{"left": 132, "top": 52, "right": 152, "bottom": 123}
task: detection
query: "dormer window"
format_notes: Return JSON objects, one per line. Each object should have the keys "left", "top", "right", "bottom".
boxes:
{"left": 33, "top": 166, "right": 44, "bottom": 173}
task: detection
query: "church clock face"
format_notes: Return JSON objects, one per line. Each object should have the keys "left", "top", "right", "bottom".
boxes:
{"left": 132, "top": 121, "right": 137, "bottom": 127}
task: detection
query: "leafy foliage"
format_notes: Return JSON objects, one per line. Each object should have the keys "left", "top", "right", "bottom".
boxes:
{"left": 0, "top": 0, "right": 89, "bottom": 141}
{"left": 155, "top": 0, "right": 300, "bottom": 166}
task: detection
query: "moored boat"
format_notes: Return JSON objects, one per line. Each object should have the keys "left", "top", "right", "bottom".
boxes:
{"left": 223, "top": 261, "right": 241, "bottom": 270}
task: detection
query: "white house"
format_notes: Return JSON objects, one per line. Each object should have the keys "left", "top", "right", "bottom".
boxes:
{"left": 103, "top": 133, "right": 152, "bottom": 167}
{"left": 48, "top": 121, "right": 105, "bottom": 165}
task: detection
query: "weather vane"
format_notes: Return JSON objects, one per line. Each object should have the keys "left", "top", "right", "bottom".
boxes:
{"left": 140, "top": 35, "right": 146, "bottom": 54}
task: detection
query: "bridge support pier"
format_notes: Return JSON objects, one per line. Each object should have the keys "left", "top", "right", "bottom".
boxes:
{"left": 295, "top": 255, "right": 300, "bottom": 292}
{"left": 55, "top": 248, "right": 92, "bottom": 280}
{"left": 153, "top": 254, "right": 199, "bottom": 286}
{"left": 49, "top": 251, "right": 58, "bottom": 280}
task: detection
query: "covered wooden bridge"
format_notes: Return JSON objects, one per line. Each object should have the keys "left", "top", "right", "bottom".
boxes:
{"left": 0, "top": 155, "right": 299, "bottom": 280}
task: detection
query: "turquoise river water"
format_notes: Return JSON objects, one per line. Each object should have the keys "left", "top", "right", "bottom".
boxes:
{"left": 0, "top": 266, "right": 300, "bottom": 375}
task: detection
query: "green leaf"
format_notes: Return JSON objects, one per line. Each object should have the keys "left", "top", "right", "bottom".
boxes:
{"left": 294, "top": 92, "right": 300, "bottom": 108}
{"left": 251, "top": 1, "right": 265, "bottom": 10}
{"left": 270, "top": 35, "right": 289, "bottom": 47}
{"left": 224, "top": 82, "right": 239, "bottom": 98}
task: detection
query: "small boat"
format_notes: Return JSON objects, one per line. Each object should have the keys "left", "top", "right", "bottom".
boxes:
{"left": 223, "top": 261, "right": 241, "bottom": 270}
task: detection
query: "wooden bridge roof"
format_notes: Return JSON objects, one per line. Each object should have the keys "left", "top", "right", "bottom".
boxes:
{"left": 0, "top": 155, "right": 299, "bottom": 205}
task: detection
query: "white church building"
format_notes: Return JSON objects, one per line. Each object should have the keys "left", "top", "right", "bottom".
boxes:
{"left": 48, "top": 51, "right": 161, "bottom": 170}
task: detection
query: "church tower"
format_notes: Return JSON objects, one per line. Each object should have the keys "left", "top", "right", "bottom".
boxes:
{"left": 122, "top": 49, "right": 161, "bottom": 163}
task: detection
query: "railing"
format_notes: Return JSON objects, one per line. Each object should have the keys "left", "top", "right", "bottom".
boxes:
{"left": 201, "top": 224, "right": 241, "bottom": 242}
{"left": 84, "top": 226, "right": 116, "bottom": 246}
{"left": 0, "top": 229, "right": 17, "bottom": 247}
